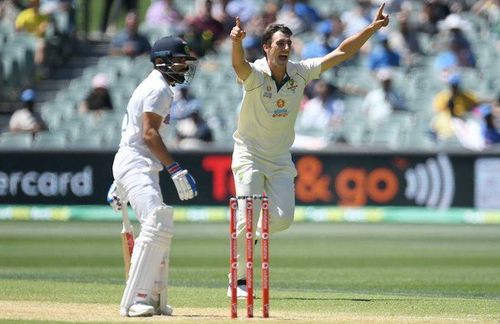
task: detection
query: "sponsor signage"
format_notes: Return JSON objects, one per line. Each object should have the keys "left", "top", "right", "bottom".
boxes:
{"left": 0, "top": 151, "right": 489, "bottom": 207}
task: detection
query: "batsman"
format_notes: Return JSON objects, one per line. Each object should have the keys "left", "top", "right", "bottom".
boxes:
{"left": 108, "top": 36, "right": 198, "bottom": 317}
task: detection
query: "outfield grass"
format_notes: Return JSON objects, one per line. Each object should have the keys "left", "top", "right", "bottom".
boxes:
{"left": 0, "top": 221, "right": 499, "bottom": 323}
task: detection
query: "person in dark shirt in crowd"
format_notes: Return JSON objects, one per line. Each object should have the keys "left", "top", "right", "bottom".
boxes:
{"left": 79, "top": 73, "right": 114, "bottom": 120}
{"left": 110, "top": 11, "right": 151, "bottom": 58}
{"left": 184, "top": 0, "right": 225, "bottom": 57}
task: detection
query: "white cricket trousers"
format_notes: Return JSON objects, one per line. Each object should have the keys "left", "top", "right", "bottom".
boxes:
{"left": 232, "top": 150, "right": 296, "bottom": 280}
{"left": 112, "top": 150, "right": 165, "bottom": 223}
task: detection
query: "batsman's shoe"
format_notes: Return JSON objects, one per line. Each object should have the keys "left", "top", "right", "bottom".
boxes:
{"left": 155, "top": 304, "right": 173, "bottom": 316}
{"left": 127, "top": 303, "right": 155, "bottom": 317}
{"left": 227, "top": 279, "right": 256, "bottom": 299}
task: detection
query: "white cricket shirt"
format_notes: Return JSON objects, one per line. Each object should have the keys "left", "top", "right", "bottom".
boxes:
{"left": 233, "top": 57, "right": 322, "bottom": 159}
{"left": 117, "top": 69, "right": 173, "bottom": 171}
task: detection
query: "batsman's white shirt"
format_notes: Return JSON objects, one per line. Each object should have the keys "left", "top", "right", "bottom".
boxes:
{"left": 115, "top": 69, "right": 173, "bottom": 173}
{"left": 232, "top": 57, "right": 322, "bottom": 172}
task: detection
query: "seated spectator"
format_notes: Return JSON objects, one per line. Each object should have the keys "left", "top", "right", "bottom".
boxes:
{"left": 301, "top": 20, "right": 334, "bottom": 59}
{"left": 184, "top": 0, "right": 225, "bottom": 57}
{"left": 15, "top": 0, "right": 50, "bottom": 67}
{"left": 100, "top": 0, "right": 137, "bottom": 36}
{"left": 435, "top": 14, "right": 476, "bottom": 73}
{"left": 242, "top": 35, "right": 261, "bottom": 62}
{"left": 297, "top": 80, "right": 345, "bottom": 132}
{"left": 430, "top": 73, "right": 481, "bottom": 140}
{"left": 362, "top": 68, "right": 407, "bottom": 128}
{"left": 145, "top": 0, "right": 184, "bottom": 34}
{"left": 224, "top": 0, "right": 256, "bottom": 25}
{"left": 433, "top": 73, "right": 480, "bottom": 117}
{"left": 278, "top": 0, "right": 321, "bottom": 32}
{"left": 341, "top": 0, "right": 373, "bottom": 37}
{"left": 109, "top": 11, "right": 151, "bottom": 58}
{"left": 40, "top": 0, "right": 76, "bottom": 35}
{"left": 418, "top": 0, "right": 451, "bottom": 35}
{"left": 171, "top": 85, "right": 213, "bottom": 149}
{"left": 0, "top": 0, "right": 25, "bottom": 28}
{"left": 79, "top": 73, "right": 114, "bottom": 120}
{"left": 276, "top": 0, "right": 307, "bottom": 34}
{"left": 9, "top": 89, "right": 47, "bottom": 135}
{"left": 368, "top": 33, "right": 401, "bottom": 71}
{"left": 390, "top": 11, "right": 424, "bottom": 67}
{"left": 477, "top": 95, "right": 500, "bottom": 145}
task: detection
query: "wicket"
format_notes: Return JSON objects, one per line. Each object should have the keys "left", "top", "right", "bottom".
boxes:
{"left": 229, "top": 195, "right": 270, "bottom": 319}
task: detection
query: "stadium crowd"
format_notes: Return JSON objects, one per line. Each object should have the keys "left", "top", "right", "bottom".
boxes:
{"left": 0, "top": 0, "right": 499, "bottom": 150}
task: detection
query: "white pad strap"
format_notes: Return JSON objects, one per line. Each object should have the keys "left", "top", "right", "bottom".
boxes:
{"left": 120, "top": 206, "right": 173, "bottom": 316}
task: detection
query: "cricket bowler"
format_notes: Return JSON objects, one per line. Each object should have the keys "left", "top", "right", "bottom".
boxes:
{"left": 228, "top": 3, "right": 389, "bottom": 297}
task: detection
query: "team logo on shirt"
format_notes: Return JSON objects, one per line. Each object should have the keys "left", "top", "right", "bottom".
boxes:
{"left": 287, "top": 78, "right": 298, "bottom": 92}
{"left": 266, "top": 86, "right": 272, "bottom": 91}
{"left": 263, "top": 92, "right": 272, "bottom": 98}
{"left": 272, "top": 108, "right": 288, "bottom": 117}
{"left": 276, "top": 99, "right": 285, "bottom": 108}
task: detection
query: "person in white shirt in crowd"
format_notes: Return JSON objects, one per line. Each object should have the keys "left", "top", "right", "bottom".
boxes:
{"left": 362, "top": 68, "right": 407, "bottom": 129}
{"left": 8, "top": 89, "right": 47, "bottom": 136}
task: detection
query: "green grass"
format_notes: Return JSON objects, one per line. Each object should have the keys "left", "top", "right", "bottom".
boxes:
{"left": 1, "top": 221, "right": 500, "bottom": 322}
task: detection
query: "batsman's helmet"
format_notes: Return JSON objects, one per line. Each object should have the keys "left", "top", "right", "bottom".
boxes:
{"left": 150, "top": 36, "right": 197, "bottom": 85}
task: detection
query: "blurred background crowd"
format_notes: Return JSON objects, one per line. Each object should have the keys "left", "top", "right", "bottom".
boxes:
{"left": 0, "top": 0, "right": 498, "bottom": 151}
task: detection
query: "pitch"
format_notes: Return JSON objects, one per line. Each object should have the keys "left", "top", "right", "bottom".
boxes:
{"left": 1, "top": 221, "right": 499, "bottom": 323}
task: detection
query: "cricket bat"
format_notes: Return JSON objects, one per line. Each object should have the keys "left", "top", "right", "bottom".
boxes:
{"left": 121, "top": 206, "right": 135, "bottom": 281}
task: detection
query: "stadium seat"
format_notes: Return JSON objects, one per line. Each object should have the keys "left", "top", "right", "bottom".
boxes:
{"left": 33, "top": 131, "right": 68, "bottom": 149}
{"left": 0, "top": 132, "right": 33, "bottom": 149}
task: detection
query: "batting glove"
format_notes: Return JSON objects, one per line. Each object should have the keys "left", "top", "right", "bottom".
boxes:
{"left": 106, "top": 181, "right": 123, "bottom": 212}
{"left": 166, "top": 162, "right": 198, "bottom": 200}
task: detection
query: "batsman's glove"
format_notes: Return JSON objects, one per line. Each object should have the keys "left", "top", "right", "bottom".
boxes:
{"left": 106, "top": 181, "right": 123, "bottom": 212}
{"left": 166, "top": 162, "right": 198, "bottom": 200}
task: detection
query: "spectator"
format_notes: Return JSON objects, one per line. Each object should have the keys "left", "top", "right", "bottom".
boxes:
{"left": 472, "top": 0, "right": 500, "bottom": 30}
{"left": 184, "top": 0, "right": 225, "bottom": 57}
{"left": 341, "top": 0, "right": 373, "bottom": 38}
{"left": 276, "top": 0, "right": 307, "bottom": 34}
{"left": 478, "top": 95, "right": 500, "bottom": 145}
{"left": 100, "top": 0, "right": 137, "bottom": 36}
{"left": 433, "top": 72, "right": 480, "bottom": 117}
{"left": 367, "top": 33, "right": 401, "bottom": 71}
{"left": 278, "top": 0, "right": 322, "bottom": 31}
{"left": 145, "top": 0, "right": 184, "bottom": 34}
{"left": 40, "top": 0, "right": 76, "bottom": 35}
{"left": 390, "top": 11, "right": 424, "bottom": 67}
{"left": 296, "top": 80, "right": 345, "bottom": 133}
{"left": 301, "top": 20, "right": 334, "bottom": 59}
{"left": 435, "top": 14, "right": 476, "bottom": 72}
{"left": 171, "top": 85, "right": 213, "bottom": 148}
{"left": 430, "top": 72, "right": 480, "bottom": 139}
{"left": 418, "top": 0, "right": 451, "bottom": 35}
{"left": 8, "top": 89, "right": 47, "bottom": 135}
{"left": 79, "top": 73, "right": 114, "bottom": 120}
{"left": 0, "top": 0, "right": 26, "bottom": 28}
{"left": 109, "top": 11, "right": 151, "bottom": 58}
{"left": 224, "top": 0, "right": 256, "bottom": 25}
{"left": 15, "top": 0, "right": 50, "bottom": 67}
{"left": 362, "top": 68, "right": 407, "bottom": 128}
{"left": 326, "top": 14, "right": 347, "bottom": 49}
{"left": 242, "top": 35, "right": 261, "bottom": 62}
